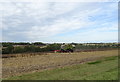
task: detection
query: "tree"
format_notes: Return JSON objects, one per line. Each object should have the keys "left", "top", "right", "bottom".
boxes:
{"left": 3, "top": 45, "right": 14, "bottom": 54}
{"left": 13, "top": 47, "right": 24, "bottom": 53}
{"left": 46, "top": 43, "right": 61, "bottom": 51}
{"left": 24, "top": 46, "right": 31, "bottom": 52}
{"left": 24, "top": 45, "right": 36, "bottom": 52}
{"left": 33, "top": 42, "right": 45, "bottom": 46}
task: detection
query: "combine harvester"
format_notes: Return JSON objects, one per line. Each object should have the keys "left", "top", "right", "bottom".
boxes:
{"left": 54, "top": 43, "right": 75, "bottom": 53}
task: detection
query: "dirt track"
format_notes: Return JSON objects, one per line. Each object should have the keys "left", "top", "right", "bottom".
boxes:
{"left": 2, "top": 49, "right": 118, "bottom": 78}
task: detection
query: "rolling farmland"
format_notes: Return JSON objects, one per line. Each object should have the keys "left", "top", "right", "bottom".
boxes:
{"left": 2, "top": 49, "right": 118, "bottom": 80}
{"left": 1, "top": 1, "right": 118, "bottom": 80}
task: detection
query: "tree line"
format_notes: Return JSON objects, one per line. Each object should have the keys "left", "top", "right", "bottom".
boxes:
{"left": 2, "top": 42, "right": 45, "bottom": 47}
{"left": 1, "top": 42, "right": 119, "bottom": 54}
{"left": 2, "top": 43, "right": 61, "bottom": 54}
{"left": 75, "top": 43, "right": 119, "bottom": 49}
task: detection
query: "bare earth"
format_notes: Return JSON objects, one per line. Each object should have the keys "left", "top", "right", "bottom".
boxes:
{"left": 2, "top": 49, "right": 118, "bottom": 78}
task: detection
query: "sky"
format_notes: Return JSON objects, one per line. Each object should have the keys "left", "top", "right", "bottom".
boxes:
{"left": 0, "top": 0, "right": 118, "bottom": 43}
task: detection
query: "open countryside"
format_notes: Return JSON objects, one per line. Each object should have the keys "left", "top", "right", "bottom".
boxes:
{"left": 1, "top": 42, "right": 119, "bottom": 80}
{"left": 1, "top": 1, "right": 119, "bottom": 80}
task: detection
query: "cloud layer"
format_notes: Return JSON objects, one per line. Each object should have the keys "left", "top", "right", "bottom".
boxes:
{"left": 1, "top": 2, "right": 118, "bottom": 43}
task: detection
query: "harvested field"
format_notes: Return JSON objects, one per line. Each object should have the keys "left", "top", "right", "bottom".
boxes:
{"left": 6, "top": 56, "right": 118, "bottom": 80}
{"left": 2, "top": 49, "right": 118, "bottom": 78}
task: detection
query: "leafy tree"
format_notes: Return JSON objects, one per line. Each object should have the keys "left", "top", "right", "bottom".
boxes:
{"left": 7, "top": 45, "right": 14, "bottom": 53}
{"left": 24, "top": 46, "right": 31, "bottom": 52}
{"left": 24, "top": 45, "right": 36, "bottom": 52}
{"left": 46, "top": 43, "right": 61, "bottom": 51}
{"left": 13, "top": 47, "right": 24, "bottom": 53}
{"left": 2, "top": 45, "right": 14, "bottom": 54}
{"left": 33, "top": 42, "right": 45, "bottom": 46}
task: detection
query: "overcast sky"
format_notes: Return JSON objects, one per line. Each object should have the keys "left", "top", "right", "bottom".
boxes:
{"left": 0, "top": 1, "right": 118, "bottom": 43}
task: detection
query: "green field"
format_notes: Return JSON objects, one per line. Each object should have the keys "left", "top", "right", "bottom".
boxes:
{"left": 6, "top": 56, "right": 118, "bottom": 80}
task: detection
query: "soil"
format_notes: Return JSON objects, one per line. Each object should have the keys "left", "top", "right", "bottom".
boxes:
{"left": 2, "top": 49, "right": 118, "bottom": 78}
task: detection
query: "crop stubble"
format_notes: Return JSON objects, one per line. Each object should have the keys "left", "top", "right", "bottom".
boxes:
{"left": 2, "top": 49, "right": 118, "bottom": 78}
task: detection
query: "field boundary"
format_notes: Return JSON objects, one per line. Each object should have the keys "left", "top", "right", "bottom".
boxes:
{"left": 2, "top": 48, "right": 117, "bottom": 58}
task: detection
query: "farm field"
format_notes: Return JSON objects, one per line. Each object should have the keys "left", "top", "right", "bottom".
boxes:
{"left": 6, "top": 56, "right": 118, "bottom": 80}
{"left": 1, "top": 1, "right": 119, "bottom": 80}
{"left": 2, "top": 49, "right": 118, "bottom": 80}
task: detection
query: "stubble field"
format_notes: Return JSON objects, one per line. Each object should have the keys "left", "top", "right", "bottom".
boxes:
{"left": 2, "top": 49, "right": 118, "bottom": 80}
